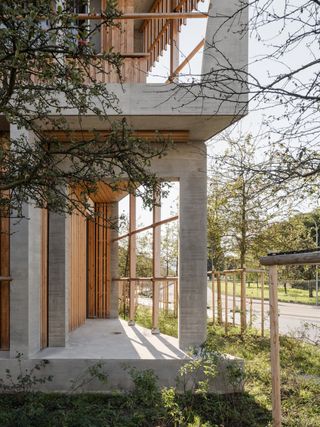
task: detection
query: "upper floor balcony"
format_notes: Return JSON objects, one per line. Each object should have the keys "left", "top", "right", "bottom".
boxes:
{"left": 62, "top": 0, "right": 248, "bottom": 141}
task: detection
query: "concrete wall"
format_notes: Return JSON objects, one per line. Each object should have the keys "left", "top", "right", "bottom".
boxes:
{"left": 150, "top": 142, "right": 207, "bottom": 350}
{"left": 9, "top": 127, "right": 42, "bottom": 358}
{"left": 10, "top": 204, "right": 42, "bottom": 357}
{"left": 0, "top": 356, "right": 243, "bottom": 394}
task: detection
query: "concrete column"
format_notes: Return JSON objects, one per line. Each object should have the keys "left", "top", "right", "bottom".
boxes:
{"left": 109, "top": 202, "right": 119, "bottom": 318}
{"left": 48, "top": 212, "right": 69, "bottom": 346}
{"left": 178, "top": 144, "right": 207, "bottom": 350}
{"left": 10, "top": 204, "right": 42, "bottom": 357}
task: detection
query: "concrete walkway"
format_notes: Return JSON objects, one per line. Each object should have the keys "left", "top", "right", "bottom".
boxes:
{"left": 33, "top": 319, "right": 188, "bottom": 360}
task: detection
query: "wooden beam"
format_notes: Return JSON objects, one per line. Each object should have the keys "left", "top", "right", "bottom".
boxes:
{"left": 261, "top": 251, "right": 320, "bottom": 266}
{"left": 269, "top": 265, "right": 282, "bottom": 427}
{"left": 128, "top": 193, "right": 136, "bottom": 326}
{"left": 75, "top": 12, "right": 208, "bottom": 20}
{"left": 167, "top": 38, "right": 204, "bottom": 82}
{"left": 113, "top": 215, "right": 178, "bottom": 242}
{"left": 152, "top": 190, "right": 161, "bottom": 334}
{"left": 43, "top": 130, "right": 189, "bottom": 143}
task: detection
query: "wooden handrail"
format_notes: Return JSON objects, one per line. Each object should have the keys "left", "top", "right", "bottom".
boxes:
{"left": 167, "top": 38, "right": 204, "bottom": 82}
{"left": 0, "top": 276, "right": 12, "bottom": 282}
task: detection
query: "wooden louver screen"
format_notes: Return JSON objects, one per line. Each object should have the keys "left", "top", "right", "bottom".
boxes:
{"left": 87, "top": 203, "right": 111, "bottom": 319}
{"left": 142, "top": 0, "right": 204, "bottom": 70}
{"left": 69, "top": 209, "right": 87, "bottom": 331}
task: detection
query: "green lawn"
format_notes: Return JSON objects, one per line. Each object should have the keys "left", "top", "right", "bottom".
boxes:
{"left": 0, "top": 313, "right": 319, "bottom": 426}
{"left": 208, "top": 280, "right": 317, "bottom": 305}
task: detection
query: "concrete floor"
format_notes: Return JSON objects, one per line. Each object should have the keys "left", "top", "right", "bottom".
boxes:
{"left": 33, "top": 319, "right": 188, "bottom": 360}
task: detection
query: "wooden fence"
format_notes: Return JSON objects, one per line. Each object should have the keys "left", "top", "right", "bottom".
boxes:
{"left": 208, "top": 268, "right": 266, "bottom": 336}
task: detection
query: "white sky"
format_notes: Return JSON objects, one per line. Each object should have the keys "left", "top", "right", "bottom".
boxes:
{"left": 121, "top": 0, "right": 318, "bottom": 224}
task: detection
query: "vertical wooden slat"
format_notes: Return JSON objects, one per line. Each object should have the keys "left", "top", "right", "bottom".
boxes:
{"left": 40, "top": 209, "right": 48, "bottom": 349}
{"left": 68, "top": 198, "right": 87, "bottom": 332}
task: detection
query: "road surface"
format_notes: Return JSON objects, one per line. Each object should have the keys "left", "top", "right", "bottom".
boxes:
{"left": 207, "top": 287, "right": 320, "bottom": 342}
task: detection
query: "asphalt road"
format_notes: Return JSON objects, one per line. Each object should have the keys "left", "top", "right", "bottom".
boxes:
{"left": 207, "top": 287, "right": 320, "bottom": 342}
{"left": 137, "top": 285, "right": 320, "bottom": 342}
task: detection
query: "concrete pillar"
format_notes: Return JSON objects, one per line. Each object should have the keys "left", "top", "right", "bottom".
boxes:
{"left": 178, "top": 144, "right": 207, "bottom": 350}
{"left": 48, "top": 212, "right": 69, "bottom": 346}
{"left": 10, "top": 204, "right": 42, "bottom": 357}
{"left": 109, "top": 202, "right": 119, "bottom": 318}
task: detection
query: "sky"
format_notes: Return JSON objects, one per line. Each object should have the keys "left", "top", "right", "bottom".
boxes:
{"left": 120, "top": 0, "right": 319, "bottom": 226}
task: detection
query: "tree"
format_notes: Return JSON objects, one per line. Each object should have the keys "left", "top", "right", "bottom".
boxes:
{"left": 161, "top": 221, "right": 178, "bottom": 276}
{"left": 208, "top": 134, "right": 276, "bottom": 268}
{"left": 0, "top": 1, "right": 166, "bottom": 217}
{"left": 183, "top": 0, "right": 320, "bottom": 199}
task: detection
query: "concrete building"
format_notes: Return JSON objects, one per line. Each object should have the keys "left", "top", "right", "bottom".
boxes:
{"left": 0, "top": 0, "right": 247, "bottom": 391}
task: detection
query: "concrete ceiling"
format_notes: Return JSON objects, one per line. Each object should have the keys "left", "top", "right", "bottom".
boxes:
{"left": 134, "top": 0, "right": 155, "bottom": 30}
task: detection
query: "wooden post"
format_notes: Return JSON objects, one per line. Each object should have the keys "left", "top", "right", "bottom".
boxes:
{"left": 128, "top": 193, "right": 136, "bottom": 326}
{"left": 261, "top": 271, "right": 265, "bottom": 337}
{"left": 225, "top": 274, "right": 228, "bottom": 334}
{"left": 174, "top": 279, "right": 178, "bottom": 318}
{"left": 169, "top": 0, "right": 179, "bottom": 80}
{"left": 217, "top": 272, "right": 222, "bottom": 324}
{"left": 152, "top": 189, "right": 161, "bottom": 334}
{"left": 269, "top": 265, "right": 282, "bottom": 427}
{"left": 212, "top": 271, "right": 215, "bottom": 324}
{"left": 232, "top": 272, "right": 236, "bottom": 327}
{"left": 249, "top": 298, "right": 253, "bottom": 327}
{"left": 240, "top": 269, "right": 247, "bottom": 333}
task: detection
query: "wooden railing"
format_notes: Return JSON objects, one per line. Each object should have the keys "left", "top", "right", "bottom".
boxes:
{"left": 72, "top": 0, "right": 207, "bottom": 82}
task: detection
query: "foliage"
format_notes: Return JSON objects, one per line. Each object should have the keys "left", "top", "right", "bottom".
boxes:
{"left": 0, "top": 353, "right": 52, "bottom": 394}
{"left": 1, "top": 325, "right": 319, "bottom": 426}
{"left": 199, "top": 0, "right": 320, "bottom": 201}
{"left": 161, "top": 221, "right": 178, "bottom": 276}
{"left": 205, "top": 325, "right": 320, "bottom": 427}
{"left": 0, "top": 0, "right": 167, "bottom": 217}
{"left": 208, "top": 135, "right": 276, "bottom": 269}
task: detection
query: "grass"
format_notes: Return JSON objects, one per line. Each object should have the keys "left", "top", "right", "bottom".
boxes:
{"left": 0, "top": 314, "right": 319, "bottom": 426}
{"left": 208, "top": 280, "right": 317, "bottom": 305}
{"left": 132, "top": 309, "right": 320, "bottom": 426}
